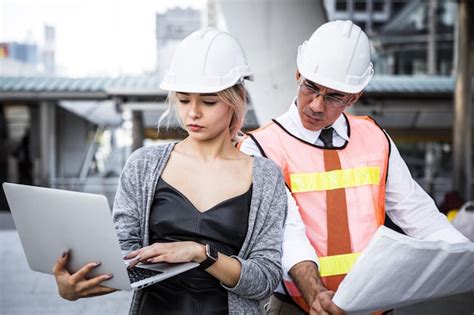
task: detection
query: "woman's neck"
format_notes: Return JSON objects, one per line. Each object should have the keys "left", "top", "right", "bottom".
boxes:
{"left": 176, "top": 134, "right": 238, "bottom": 162}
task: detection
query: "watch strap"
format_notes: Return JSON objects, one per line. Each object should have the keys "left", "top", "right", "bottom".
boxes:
{"left": 199, "top": 244, "right": 218, "bottom": 270}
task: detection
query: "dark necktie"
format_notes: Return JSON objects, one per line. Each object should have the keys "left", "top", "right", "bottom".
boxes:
{"left": 319, "top": 127, "right": 334, "bottom": 148}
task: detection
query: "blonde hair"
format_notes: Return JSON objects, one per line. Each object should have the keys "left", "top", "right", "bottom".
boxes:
{"left": 158, "top": 84, "right": 247, "bottom": 140}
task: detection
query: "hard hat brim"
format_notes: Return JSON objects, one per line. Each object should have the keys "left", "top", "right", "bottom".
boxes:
{"left": 160, "top": 74, "right": 253, "bottom": 94}
{"left": 298, "top": 59, "right": 374, "bottom": 94}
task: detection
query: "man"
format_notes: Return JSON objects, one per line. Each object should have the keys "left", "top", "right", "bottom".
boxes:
{"left": 239, "top": 20, "right": 469, "bottom": 315}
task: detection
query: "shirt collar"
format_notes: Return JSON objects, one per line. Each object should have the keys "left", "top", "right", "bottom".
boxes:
{"left": 287, "top": 99, "right": 349, "bottom": 143}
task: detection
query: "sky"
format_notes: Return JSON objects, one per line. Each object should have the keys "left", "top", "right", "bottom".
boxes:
{"left": 0, "top": 0, "right": 206, "bottom": 77}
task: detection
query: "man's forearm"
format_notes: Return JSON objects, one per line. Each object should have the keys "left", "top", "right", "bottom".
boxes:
{"left": 289, "top": 260, "right": 327, "bottom": 305}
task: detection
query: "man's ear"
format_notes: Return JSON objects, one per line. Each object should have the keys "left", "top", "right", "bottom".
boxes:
{"left": 296, "top": 70, "right": 301, "bottom": 82}
{"left": 347, "top": 91, "right": 363, "bottom": 107}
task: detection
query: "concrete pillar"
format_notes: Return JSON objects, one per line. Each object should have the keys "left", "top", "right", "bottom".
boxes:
{"left": 39, "top": 102, "right": 56, "bottom": 187}
{"left": 0, "top": 103, "right": 9, "bottom": 209}
{"left": 427, "top": 0, "right": 438, "bottom": 75}
{"left": 207, "top": 0, "right": 217, "bottom": 27}
{"left": 348, "top": 0, "right": 354, "bottom": 21}
{"left": 424, "top": 142, "right": 441, "bottom": 196}
{"left": 131, "top": 110, "right": 144, "bottom": 152}
{"left": 366, "top": 0, "right": 373, "bottom": 35}
{"left": 453, "top": 0, "right": 472, "bottom": 200}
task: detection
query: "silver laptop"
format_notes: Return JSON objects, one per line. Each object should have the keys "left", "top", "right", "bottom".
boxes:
{"left": 2, "top": 182, "right": 198, "bottom": 291}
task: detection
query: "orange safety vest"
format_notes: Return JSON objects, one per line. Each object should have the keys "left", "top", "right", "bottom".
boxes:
{"left": 247, "top": 114, "right": 390, "bottom": 312}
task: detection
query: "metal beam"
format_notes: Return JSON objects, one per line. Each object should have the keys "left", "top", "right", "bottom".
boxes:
{"left": 386, "top": 128, "right": 451, "bottom": 143}
{"left": 427, "top": 0, "right": 438, "bottom": 75}
{"left": 120, "top": 102, "right": 168, "bottom": 111}
{"left": 377, "top": 33, "right": 453, "bottom": 45}
{"left": 0, "top": 91, "right": 108, "bottom": 101}
{"left": 0, "top": 91, "right": 167, "bottom": 103}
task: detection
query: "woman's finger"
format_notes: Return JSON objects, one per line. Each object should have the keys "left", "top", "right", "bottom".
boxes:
{"left": 133, "top": 244, "right": 165, "bottom": 263}
{"left": 124, "top": 249, "right": 141, "bottom": 259}
{"left": 52, "top": 250, "right": 70, "bottom": 275}
{"left": 146, "top": 254, "right": 166, "bottom": 264}
{"left": 136, "top": 250, "right": 159, "bottom": 262}
{"left": 69, "top": 262, "right": 102, "bottom": 282}
{"left": 146, "top": 257, "right": 157, "bottom": 263}
{"left": 77, "top": 273, "right": 114, "bottom": 292}
{"left": 127, "top": 255, "right": 143, "bottom": 268}
{"left": 80, "top": 285, "right": 117, "bottom": 298}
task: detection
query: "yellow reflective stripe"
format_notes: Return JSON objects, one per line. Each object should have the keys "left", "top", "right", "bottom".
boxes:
{"left": 290, "top": 166, "right": 380, "bottom": 193}
{"left": 447, "top": 209, "right": 459, "bottom": 222}
{"left": 319, "top": 253, "right": 360, "bottom": 277}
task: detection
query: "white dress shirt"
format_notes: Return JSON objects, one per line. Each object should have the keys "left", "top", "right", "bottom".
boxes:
{"left": 240, "top": 101, "right": 470, "bottom": 286}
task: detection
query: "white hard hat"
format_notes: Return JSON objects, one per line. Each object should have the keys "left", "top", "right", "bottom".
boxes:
{"left": 297, "top": 20, "right": 374, "bottom": 94}
{"left": 160, "top": 27, "right": 253, "bottom": 93}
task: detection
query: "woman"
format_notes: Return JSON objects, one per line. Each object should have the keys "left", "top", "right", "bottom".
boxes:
{"left": 53, "top": 28, "right": 287, "bottom": 314}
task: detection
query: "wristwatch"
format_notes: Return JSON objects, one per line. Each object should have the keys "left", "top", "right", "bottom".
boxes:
{"left": 199, "top": 244, "right": 219, "bottom": 270}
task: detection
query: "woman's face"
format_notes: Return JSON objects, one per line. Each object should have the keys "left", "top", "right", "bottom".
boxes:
{"left": 176, "top": 92, "right": 234, "bottom": 141}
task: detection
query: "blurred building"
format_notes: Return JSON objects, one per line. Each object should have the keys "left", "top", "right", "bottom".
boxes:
{"left": 0, "top": 25, "right": 56, "bottom": 76}
{"left": 2, "top": 42, "right": 38, "bottom": 65}
{"left": 0, "top": 76, "right": 152, "bottom": 209}
{"left": 375, "top": 0, "right": 457, "bottom": 75}
{"left": 0, "top": 42, "right": 39, "bottom": 76}
{"left": 323, "top": 0, "right": 473, "bottom": 200}
{"left": 325, "top": 0, "right": 457, "bottom": 76}
{"left": 324, "top": 0, "right": 408, "bottom": 35}
{"left": 215, "top": 0, "right": 328, "bottom": 124}
{"left": 155, "top": 7, "right": 202, "bottom": 76}
{"left": 0, "top": 0, "right": 471, "bottom": 208}
{"left": 42, "top": 25, "right": 56, "bottom": 75}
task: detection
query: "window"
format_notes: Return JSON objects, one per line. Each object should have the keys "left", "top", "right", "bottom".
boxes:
{"left": 374, "top": 0, "right": 385, "bottom": 12}
{"left": 335, "top": 0, "right": 347, "bottom": 11}
{"left": 354, "top": 0, "right": 367, "bottom": 12}
{"left": 372, "top": 21, "right": 385, "bottom": 32}
{"left": 356, "top": 21, "right": 367, "bottom": 31}
{"left": 353, "top": 20, "right": 366, "bottom": 30}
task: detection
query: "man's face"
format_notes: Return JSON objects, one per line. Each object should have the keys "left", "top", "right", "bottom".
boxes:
{"left": 296, "top": 72, "right": 362, "bottom": 131}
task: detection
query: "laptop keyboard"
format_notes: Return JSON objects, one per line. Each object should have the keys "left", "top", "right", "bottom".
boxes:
{"left": 127, "top": 267, "right": 163, "bottom": 284}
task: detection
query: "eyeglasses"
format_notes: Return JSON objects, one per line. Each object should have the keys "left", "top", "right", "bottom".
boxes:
{"left": 299, "top": 80, "right": 348, "bottom": 108}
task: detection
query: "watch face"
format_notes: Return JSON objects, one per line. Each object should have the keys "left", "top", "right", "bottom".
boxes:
{"left": 206, "top": 244, "right": 218, "bottom": 261}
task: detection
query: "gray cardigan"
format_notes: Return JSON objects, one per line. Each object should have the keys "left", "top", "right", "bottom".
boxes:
{"left": 112, "top": 143, "right": 287, "bottom": 314}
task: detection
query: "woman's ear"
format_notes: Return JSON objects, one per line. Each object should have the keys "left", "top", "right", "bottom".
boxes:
{"left": 296, "top": 70, "right": 301, "bottom": 82}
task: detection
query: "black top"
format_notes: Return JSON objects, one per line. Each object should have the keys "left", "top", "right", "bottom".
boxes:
{"left": 139, "top": 178, "right": 252, "bottom": 315}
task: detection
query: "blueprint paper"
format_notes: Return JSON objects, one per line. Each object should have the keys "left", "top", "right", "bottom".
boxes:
{"left": 332, "top": 226, "right": 474, "bottom": 314}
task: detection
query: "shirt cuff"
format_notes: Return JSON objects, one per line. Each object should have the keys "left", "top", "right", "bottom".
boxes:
{"left": 282, "top": 240, "right": 319, "bottom": 277}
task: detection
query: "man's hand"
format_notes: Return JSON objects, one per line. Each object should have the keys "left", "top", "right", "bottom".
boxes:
{"left": 310, "top": 290, "right": 345, "bottom": 315}
{"left": 289, "top": 261, "right": 346, "bottom": 314}
{"left": 288, "top": 261, "right": 327, "bottom": 308}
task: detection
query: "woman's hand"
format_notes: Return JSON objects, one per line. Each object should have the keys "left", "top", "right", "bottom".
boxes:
{"left": 126, "top": 242, "right": 242, "bottom": 288}
{"left": 125, "top": 242, "right": 206, "bottom": 268}
{"left": 52, "top": 250, "right": 116, "bottom": 301}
